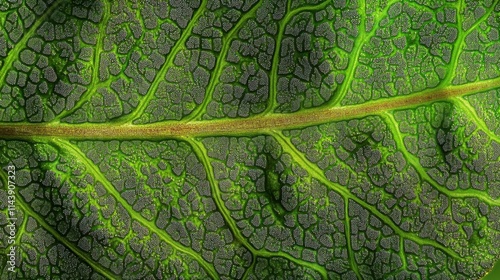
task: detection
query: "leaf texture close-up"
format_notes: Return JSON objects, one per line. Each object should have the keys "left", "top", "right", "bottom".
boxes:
{"left": 1, "top": 0, "right": 500, "bottom": 279}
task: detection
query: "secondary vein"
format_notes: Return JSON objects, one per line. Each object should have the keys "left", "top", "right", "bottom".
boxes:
{"left": 52, "top": 139, "right": 220, "bottom": 280}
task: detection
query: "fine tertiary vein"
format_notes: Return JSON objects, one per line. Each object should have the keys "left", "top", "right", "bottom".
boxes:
{"left": 345, "top": 197, "right": 362, "bottom": 280}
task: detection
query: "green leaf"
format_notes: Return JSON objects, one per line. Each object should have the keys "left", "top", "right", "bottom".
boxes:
{"left": 1, "top": 0, "right": 500, "bottom": 279}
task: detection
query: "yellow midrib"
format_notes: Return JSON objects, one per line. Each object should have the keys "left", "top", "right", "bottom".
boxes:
{"left": 1, "top": 77, "right": 499, "bottom": 139}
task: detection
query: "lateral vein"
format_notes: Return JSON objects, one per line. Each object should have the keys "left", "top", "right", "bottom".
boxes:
{"left": 52, "top": 139, "right": 220, "bottom": 280}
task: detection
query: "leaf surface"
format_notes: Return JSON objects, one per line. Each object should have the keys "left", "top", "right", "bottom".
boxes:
{"left": 1, "top": 0, "right": 500, "bottom": 279}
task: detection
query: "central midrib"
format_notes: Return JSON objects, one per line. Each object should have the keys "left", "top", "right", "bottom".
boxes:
{"left": 1, "top": 77, "right": 499, "bottom": 139}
